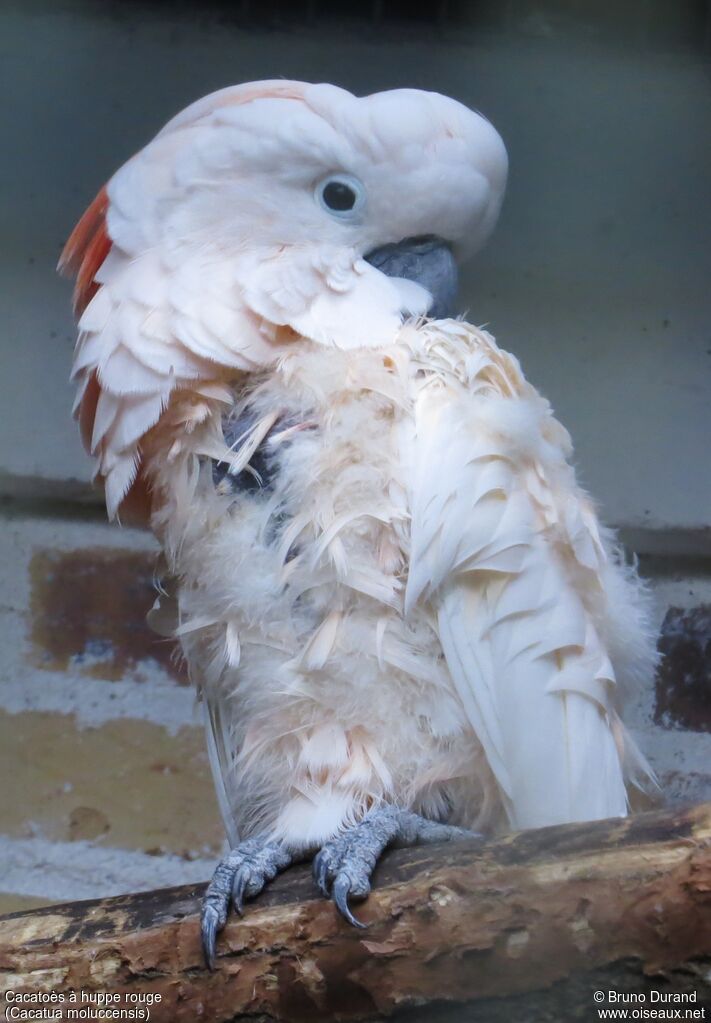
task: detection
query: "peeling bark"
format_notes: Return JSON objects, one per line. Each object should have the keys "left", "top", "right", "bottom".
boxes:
{"left": 1, "top": 804, "right": 710, "bottom": 1021}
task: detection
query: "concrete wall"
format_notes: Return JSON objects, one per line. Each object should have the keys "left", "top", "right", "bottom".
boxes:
{"left": 1, "top": 0, "right": 710, "bottom": 531}
{"left": 1, "top": 1, "right": 709, "bottom": 914}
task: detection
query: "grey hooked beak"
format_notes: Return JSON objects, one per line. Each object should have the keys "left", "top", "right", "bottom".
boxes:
{"left": 364, "top": 235, "right": 458, "bottom": 319}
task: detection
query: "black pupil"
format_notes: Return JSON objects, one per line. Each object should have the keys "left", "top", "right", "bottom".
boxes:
{"left": 322, "top": 180, "right": 356, "bottom": 212}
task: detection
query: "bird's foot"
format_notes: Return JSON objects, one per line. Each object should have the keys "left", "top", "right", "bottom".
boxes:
{"left": 312, "top": 805, "right": 475, "bottom": 927}
{"left": 201, "top": 810, "right": 475, "bottom": 967}
{"left": 201, "top": 836, "right": 293, "bottom": 969}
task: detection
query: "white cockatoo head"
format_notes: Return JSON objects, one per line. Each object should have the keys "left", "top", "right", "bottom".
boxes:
{"left": 102, "top": 80, "right": 507, "bottom": 350}
{"left": 61, "top": 80, "right": 507, "bottom": 517}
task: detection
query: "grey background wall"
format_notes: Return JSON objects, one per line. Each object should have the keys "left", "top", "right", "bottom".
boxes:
{"left": 1, "top": 0, "right": 710, "bottom": 533}
{"left": 0, "top": 0, "right": 709, "bottom": 914}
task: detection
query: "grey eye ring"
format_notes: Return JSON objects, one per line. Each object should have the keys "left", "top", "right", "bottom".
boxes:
{"left": 316, "top": 174, "right": 366, "bottom": 220}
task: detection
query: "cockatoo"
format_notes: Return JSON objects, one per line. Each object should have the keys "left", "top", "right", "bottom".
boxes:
{"left": 60, "top": 80, "right": 657, "bottom": 969}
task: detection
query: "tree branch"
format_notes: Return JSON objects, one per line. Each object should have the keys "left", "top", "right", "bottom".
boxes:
{"left": 1, "top": 803, "right": 710, "bottom": 1021}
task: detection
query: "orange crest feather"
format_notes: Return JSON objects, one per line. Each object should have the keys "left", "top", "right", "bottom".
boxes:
{"left": 58, "top": 186, "right": 111, "bottom": 316}
{"left": 60, "top": 187, "right": 152, "bottom": 525}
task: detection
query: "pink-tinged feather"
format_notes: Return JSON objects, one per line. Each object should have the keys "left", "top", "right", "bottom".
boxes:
{"left": 58, "top": 186, "right": 111, "bottom": 316}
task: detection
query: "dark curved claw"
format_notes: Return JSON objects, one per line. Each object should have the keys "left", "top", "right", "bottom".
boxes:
{"left": 201, "top": 904, "right": 221, "bottom": 972}
{"left": 332, "top": 875, "right": 368, "bottom": 929}
{"left": 200, "top": 839, "right": 293, "bottom": 969}
{"left": 232, "top": 867, "right": 249, "bottom": 916}
{"left": 312, "top": 849, "right": 332, "bottom": 897}
{"left": 310, "top": 807, "right": 476, "bottom": 934}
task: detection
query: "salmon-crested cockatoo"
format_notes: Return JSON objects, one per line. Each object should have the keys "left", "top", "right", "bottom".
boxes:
{"left": 60, "top": 80, "right": 657, "bottom": 968}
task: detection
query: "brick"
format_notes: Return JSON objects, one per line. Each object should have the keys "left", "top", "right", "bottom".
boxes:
{"left": 0, "top": 893, "right": 57, "bottom": 915}
{"left": 0, "top": 710, "right": 224, "bottom": 859}
{"left": 655, "top": 605, "right": 711, "bottom": 733}
{"left": 28, "top": 547, "right": 186, "bottom": 684}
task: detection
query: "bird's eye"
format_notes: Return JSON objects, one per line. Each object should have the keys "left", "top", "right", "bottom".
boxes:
{"left": 322, "top": 181, "right": 356, "bottom": 211}
{"left": 316, "top": 174, "right": 366, "bottom": 220}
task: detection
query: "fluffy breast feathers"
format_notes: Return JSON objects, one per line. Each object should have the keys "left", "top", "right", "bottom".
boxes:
{"left": 144, "top": 320, "right": 656, "bottom": 840}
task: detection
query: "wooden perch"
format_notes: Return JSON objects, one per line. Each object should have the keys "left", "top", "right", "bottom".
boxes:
{"left": 1, "top": 803, "right": 711, "bottom": 1021}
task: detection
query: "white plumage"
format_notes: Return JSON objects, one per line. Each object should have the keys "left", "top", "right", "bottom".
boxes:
{"left": 60, "top": 80, "right": 657, "bottom": 935}
{"left": 143, "top": 321, "right": 656, "bottom": 846}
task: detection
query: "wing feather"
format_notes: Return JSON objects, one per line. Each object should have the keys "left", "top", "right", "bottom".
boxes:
{"left": 405, "top": 322, "right": 655, "bottom": 828}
